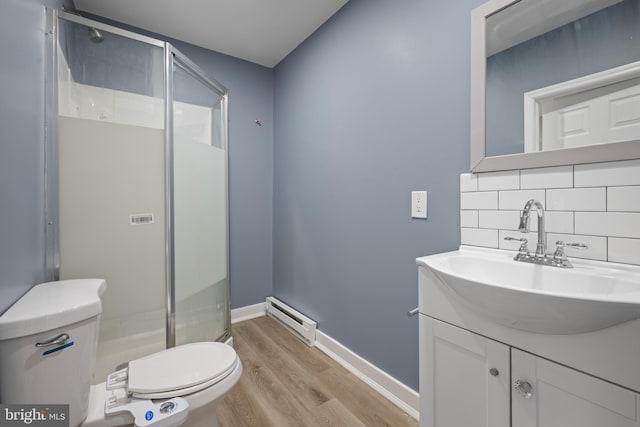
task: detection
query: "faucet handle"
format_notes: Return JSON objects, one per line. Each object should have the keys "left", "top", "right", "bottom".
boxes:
{"left": 555, "top": 240, "right": 588, "bottom": 250}
{"left": 554, "top": 241, "right": 568, "bottom": 261}
{"left": 504, "top": 237, "right": 529, "bottom": 253}
{"left": 566, "top": 242, "right": 588, "bottom": 250}
{"left": 553, "top": 241, "right": 588, "bottom": 265}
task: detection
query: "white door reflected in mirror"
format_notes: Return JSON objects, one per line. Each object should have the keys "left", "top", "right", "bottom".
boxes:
{"left": 524, "top": 61, "right": 640, "bottom": 153}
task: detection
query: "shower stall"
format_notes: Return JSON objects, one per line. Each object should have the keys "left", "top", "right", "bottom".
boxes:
{"left": 46, "top": 10, "right": 230, "bottom": 382}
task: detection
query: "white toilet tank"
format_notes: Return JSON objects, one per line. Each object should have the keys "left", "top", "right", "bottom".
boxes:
{"left": 0, "top": 279, "right": 106, "bottom": 427}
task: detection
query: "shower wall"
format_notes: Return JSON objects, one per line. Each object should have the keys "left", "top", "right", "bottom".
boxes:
{"left": 58, "top": 116, "right": 166, "bottom": 380}
{"left": 57, "top": 60, "right": 169, "bottom": 380}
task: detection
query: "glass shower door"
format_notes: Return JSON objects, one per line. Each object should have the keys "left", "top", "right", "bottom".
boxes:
{"left": 56, "top": 16, "right": 167, "bottom": 382}
{"left": 171, "top": 54, "right": 229, "bottom": 345}
{"left": 53, "top": 12, "right": 231, "bottom": 383}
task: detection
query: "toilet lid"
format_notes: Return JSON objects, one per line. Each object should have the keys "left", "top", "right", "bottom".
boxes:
{"left": 128, "top": 342, "right": 238, "bottom": 397}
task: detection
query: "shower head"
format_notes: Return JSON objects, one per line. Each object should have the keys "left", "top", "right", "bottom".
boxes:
{"left": 88, "top": 27, "right": 104, "bottom": 43}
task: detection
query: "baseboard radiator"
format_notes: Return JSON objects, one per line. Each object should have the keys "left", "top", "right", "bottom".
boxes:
{"left": 265, "top": 297, "right": 317, "bottom": 346}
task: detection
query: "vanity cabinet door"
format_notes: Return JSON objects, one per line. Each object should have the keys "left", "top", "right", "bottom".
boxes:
{"left": 420, "top": 317, "right": 510, "bottom": 427}
{"left": 512, "top": 349, "right": 640, "bottom": 427}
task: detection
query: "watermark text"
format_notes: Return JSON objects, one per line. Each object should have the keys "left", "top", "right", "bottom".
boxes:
{"left": 1, "top": 405, "right": 68, "bottom": 427}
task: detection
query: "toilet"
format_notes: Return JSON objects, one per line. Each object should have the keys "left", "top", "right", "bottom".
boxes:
{"left": 0, "top": 279, "right": 242, "bottom": 427}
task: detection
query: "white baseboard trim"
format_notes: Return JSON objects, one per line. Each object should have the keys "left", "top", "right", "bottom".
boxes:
{"left": 231, "top": 302, "right": 266, "bottom": 324}
{"left": 315, "top": 330, "right": 420, "bottom": 420}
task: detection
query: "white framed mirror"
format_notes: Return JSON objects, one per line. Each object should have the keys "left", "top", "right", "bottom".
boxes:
{"left": 470, "top": 0, "right": 640, "bottom": 172}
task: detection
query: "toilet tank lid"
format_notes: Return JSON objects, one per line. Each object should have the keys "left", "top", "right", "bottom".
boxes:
{"left": 0, "top": 279, "right": 106, "bottom": 340}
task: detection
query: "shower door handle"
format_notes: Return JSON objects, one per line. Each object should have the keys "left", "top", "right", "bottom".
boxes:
{"left": 407, "top": 308, "right": 419, "bottom": 317}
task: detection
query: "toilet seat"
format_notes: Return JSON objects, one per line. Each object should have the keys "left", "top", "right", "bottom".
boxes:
{"left": 126, "top": 342, "right": 238, "bottom": 399}
{"left": 102, "top": 342, "right": 238, "bottom": 427}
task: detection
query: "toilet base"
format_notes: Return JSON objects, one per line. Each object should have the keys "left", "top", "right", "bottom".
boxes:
{"left": 80, "top": 360, "right": 241, "bottom": 427}
{"left": 81, "top": 386, "right": 220, "bottom": 427}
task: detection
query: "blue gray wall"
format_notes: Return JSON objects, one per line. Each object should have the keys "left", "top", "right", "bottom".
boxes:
{"left": 486, "top": 0, "right": 640, "bottom": 156}
{"left": 0, "top": 0, "right": 71, "bottom": 315}
{"left": 273, "top": 0, "right": 485, "bottom": 391}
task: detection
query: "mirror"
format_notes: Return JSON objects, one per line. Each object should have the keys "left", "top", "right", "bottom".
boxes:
{"left": 470, "top": 0, "right": 640, "bottom": 172}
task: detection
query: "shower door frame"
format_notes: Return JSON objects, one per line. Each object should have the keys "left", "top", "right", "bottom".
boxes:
{"left": 165, "top": 46, "right": 231, "bottom": 347}
{"left": 45, "top": 9, "right": 231, "bottom": 349}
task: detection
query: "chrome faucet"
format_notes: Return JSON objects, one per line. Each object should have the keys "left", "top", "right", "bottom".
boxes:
{"left": 504, "top": 198, "right": 588, "bottom": 268}
{"left": 519, "top": 199, "right": 546, "bottom": 258}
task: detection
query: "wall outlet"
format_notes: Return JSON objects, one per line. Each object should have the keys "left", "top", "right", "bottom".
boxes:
{"left": 411, "top": 191, "right": 427, "bottom": 219}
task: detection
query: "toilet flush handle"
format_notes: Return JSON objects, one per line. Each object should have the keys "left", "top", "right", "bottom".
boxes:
{"left": 35, "top": 333, "right": 70, "bottom": 347}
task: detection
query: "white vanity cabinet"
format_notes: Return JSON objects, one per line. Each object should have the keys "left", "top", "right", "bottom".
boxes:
{"left": 511, "top": 349, "right": 640, "bottom": 427}
{"left": 420, "top": 317, "right": 640, "bottom": 427}
{"left": 419, "top": 317, "right": 510, "bottom": 427}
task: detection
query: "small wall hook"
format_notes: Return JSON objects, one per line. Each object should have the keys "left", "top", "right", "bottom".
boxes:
{"left": 255, "top": 119, "right": 262, "bottom": 126}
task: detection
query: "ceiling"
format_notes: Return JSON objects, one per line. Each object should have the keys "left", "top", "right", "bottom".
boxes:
{"left": 73, "top": 0, "right": 349, "bottom": 68}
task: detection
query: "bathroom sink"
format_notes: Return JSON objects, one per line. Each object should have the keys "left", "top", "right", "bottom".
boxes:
{"left": 417, "top": 246, "right": 640, "bottom": 334}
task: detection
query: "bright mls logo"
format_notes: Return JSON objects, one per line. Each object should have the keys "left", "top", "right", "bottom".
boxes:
{"left": 1, "top": 405, "right": 68, "bottom": 427}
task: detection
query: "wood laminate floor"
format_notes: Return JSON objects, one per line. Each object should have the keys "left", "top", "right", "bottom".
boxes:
{"left": 215, "top": 316, "right": 419, "bottom": 427}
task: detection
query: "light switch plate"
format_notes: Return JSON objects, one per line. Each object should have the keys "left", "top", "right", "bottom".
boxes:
{"left": 411, "top": 191, "right": 427, "bottom": 219}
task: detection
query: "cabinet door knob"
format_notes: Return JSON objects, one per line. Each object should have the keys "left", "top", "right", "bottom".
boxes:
{"left": 489, "top": 368, "right": 499, "bottom": 376}
{"left": 514, "top": 380, "right": 533, "bottom": 399}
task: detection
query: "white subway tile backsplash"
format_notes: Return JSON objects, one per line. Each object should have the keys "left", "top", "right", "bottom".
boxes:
{"left": 461, "top": 227, "right": 499, "bottom": 248}
{"left": 546, "top": 233, "right": 607, "bottom": 261}
{"left": 520, "top": 166, "right": 573, "bottom": 189}
{"left": 575, "top": 159, "right": 640, "bottom": 187}
{"left": 479, "top": 210, "right": 520, "bottom": 230}
{"left": 460, "top": 191, "right": 498, "bottom": 210}
{"left": 545, "top": 211, "right": 574, "bottom": 234}
{"left": 575, "top": 212, "right": 640, "bottom": 238}
{"left": 460, "top": 210, "right": 479, "bottom": 228}
{"left": 460, "top": 173, "right": 478, "bottom": 192}
{"left": 608, "top": 186, "right": 640, "bottom": 212}
{"left": 498, "top": 190, "right": 545, "bottom": 210}
{"left": 608, "top": 238, "right": 640, "bottom": 265}
{"left": 459, "top": 160, "right": 640, "bottom": 266}
{"left": 477, "top": 171, "right": 519, "bottom": 191}
{"left": 547, "top": 188, "right": 606, "bottom": 212}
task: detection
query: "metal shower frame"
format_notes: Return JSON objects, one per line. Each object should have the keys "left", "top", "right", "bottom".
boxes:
{"left": 45, "top": 9, "right": 231, "bottom": 347}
